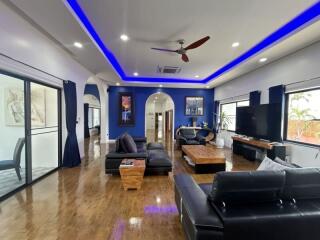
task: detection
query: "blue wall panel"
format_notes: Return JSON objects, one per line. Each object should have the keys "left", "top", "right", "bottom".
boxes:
{"left": 109, "top": 86, "right": 214, "bottom": 139}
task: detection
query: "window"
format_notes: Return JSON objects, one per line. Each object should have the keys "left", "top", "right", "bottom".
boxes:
{"left": 88, "top": 107, "right": 100, "bottom": 129}
{"left": 220, "top": 100, "right": 249, "bottom": 131}
{"left": 285, "top": 89, "right": 320, "bottom": 146}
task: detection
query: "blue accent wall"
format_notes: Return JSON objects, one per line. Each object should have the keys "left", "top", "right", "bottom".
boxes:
{"left": 109, "top": 86, "right": 214, "bottom": 139}
{"left": 84, "top": 84, "right": 100, "bottom": 101}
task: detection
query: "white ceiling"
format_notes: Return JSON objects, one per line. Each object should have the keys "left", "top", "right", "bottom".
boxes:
{"left": 8, "top": 0, "right": 320, "bottom": 88}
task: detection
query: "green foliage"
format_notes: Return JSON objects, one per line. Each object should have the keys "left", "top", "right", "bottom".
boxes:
{"left": 289, "top": 92, "right": 314, "bottom": 140}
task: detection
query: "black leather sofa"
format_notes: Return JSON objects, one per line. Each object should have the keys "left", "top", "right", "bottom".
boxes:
{"left": 105, "top": 137, "right": 172, "bottom": 175}
{"left": 176, "top": 128, "right": 206, "bottom": 148}
{"left": 174, "top": 168, "right": 320, "bottom": 240}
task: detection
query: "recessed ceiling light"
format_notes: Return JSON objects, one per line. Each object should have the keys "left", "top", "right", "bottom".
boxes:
{"left": 73, "top": 42, "right": 83, "bottom": 48}
{"left": 159, "top": 84, "right": 163, "bottom": 88}
{"left": 259, "top": 57, "right": 268, "bottom": 63}
{"left": 195, "top": 75, "right": 199, "bottom": 78}
{"left": 133, "top": 72, "right": 139, "bottom": 76}
{"left": 116, "top": 83, "right": 120, "bottom": 86}
{"left": 232, "top": 42, "right": 240, "bottom": 48}
{"left": 206, "top": 86, "right": 210, "bottom": 89}
{"left": 120, "top": 34, "right": 129, "bottom": 41}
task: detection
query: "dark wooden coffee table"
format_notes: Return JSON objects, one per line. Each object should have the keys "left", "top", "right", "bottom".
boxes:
{"left": 182, "top": 145, "right": 226, "bottom": 173}
{"left": 119, "top": 159, "right": 145, "bottom": 190}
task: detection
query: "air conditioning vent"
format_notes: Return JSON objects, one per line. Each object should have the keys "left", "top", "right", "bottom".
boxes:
{"left": 157, "top": 66, "right": 181, "bottom": 74}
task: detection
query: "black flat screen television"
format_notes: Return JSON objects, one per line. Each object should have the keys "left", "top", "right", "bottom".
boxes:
{"left": 236, "top": 103, "right": 282, "bottom": 142}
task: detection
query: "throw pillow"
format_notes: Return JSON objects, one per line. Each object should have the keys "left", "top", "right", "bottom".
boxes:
{"left": 257, "top": 156, "right": 292, "bottom": 171}
{"left": 115, "top": 137, "right": 122, "bottom": 152}
{"left": 122, "top": 133, "right": 138, "bottom": 153}
{"left": 274, "top": 157, "right": 297, "bottom": 168}
{"left": 119, "top": 134, "right": 129, "bottom": 153}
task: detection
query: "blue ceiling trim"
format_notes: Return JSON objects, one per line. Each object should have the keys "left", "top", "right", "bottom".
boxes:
{"left": 66, "top": 0, "right": 320, "bottom": 84}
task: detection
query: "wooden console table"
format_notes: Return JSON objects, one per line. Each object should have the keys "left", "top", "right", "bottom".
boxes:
{"left": 119, "top": 159, "right": 145, "bottom": 190}
{"left": 232, "top": 136, "right": 274, "bottom": 150}
{"left": 232, "top": 136, "right": 286, "bottom": 161}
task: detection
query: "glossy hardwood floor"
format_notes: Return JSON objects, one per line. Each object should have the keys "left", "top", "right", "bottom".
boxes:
{"left": 0, "top": 136, "right": 259, "bottom": 240}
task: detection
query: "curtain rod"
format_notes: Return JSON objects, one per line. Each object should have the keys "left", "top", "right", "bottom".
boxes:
{"left": 218, "top": 93, "right": 250, "bottom": 102}
{"left": 0, "top": 52, "right": 67, "bottom": 82}
{"left": 219, "top": 76, "right": 320, "bottom": 102}
{"left": 285, "top": 76, "right": 320, "bottom": 87}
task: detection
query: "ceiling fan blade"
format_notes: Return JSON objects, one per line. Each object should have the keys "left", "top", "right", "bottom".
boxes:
{"left": 181, "top": 54, "right": 189, "bottom": 62}
{"left": 151, "top": 47, "right": 177, "bottom": 53}
{"left": 185, "top": 36, "right": 210, "bottom": 50}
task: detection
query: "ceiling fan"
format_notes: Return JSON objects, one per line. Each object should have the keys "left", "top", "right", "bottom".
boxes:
{"left": 151, "top": 36, "right": 210, "bottom": 62}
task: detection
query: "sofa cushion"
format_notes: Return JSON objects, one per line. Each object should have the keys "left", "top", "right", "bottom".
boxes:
{"left": 147, "top": 149, "right": 172, "bottom": 167}
{"left": 120, "top": 133, "right": 137, "bottom": 153}
{"left": 208, "top": 170, "right": 286, "bottom": 205}
{"left": 282, "top": 168, "right": 320, "bottom": 200}
{"left": 147, "top": 157, "right": 172, "bottom": 168}
{"left": 186, "top": 140, "right": 200, "bottom": 145}
{"left": 147, "top": 142, "right": 164, "bottom": 150}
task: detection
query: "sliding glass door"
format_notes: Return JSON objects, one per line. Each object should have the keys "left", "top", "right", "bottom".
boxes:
{"left": 0, "top": 74, "right": 26, "bottom": 197}
{"left": 30, "top": 83, "right": 60, "bottom": 180}
{"left": 0, "top": 71, "right": 61, "bottom": 200}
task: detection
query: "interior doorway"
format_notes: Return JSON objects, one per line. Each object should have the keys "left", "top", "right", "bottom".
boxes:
{"left": 83, "top": 83, "right": 101, "bottom": 139}
{"left": 145, "top": 92, "right": 174, "bottom": 146}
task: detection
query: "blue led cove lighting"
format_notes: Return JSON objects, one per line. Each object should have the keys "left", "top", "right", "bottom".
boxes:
{"left": 66, "top": 0, "right": 320, "bottom": 84}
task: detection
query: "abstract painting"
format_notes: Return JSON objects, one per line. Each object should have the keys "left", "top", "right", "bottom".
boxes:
{"left": 118, "top": 92, "right": 135, "bottom": 126}
{"left": 185, "top": 96, "right": 204, "bottom": 116}
{"left": 5, "top": 88, "right": 25, "bottom": 126}
{"left": 5, "top": 87, "right": 46, "bottom": 127}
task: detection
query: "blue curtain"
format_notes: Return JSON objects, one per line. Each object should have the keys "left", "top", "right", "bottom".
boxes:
{"left": 269, "top": 85, "right": 285, "bottom": 104}
{"left": 84, "top": 103, "right": 90, "bottom": 138}
{"left": 249, "top": 91, "right": 261, "bottom": 106}
{"left": 213, "top": 100, "right": 220, "bottom": 132}
{"left": 63, "top": 81, "right": 81, "bottom": 167}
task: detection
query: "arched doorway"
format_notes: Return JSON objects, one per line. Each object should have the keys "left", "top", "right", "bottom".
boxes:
{"left": 84, "top": 93, "right": 101, "bottom": 138}
{"left": 145, "top": 92, "right": 175, "bottom": 146}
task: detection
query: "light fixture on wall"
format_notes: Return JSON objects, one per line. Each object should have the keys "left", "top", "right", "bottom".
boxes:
{"left": 133, "top": 72, "right": 139, "bottom": 76}
{"left": 195, "top": 75, "right": 199, "bottom": 78}
{"left": 159, "top": 84, "right": 163, "bottom": 88}
{"left": 116, "top": 83, "right": 120, "bottom": 86}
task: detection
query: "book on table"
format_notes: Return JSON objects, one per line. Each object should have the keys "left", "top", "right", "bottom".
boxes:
{"left": 120, "top": 159, "right": 134, "bottom": 167}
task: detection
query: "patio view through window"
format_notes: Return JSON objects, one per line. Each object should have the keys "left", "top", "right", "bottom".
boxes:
{"left": 286, "top": 89, "right": 320, "bottom": 145}
{"left": 220, "top": 100, "right": 249, "bottom": 131}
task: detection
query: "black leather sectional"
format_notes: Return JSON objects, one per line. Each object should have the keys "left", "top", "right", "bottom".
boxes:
{"left": 174, "top": 168, "right": 320, "bottom": 240}
{"left": 105, "top": 136, "right": 172, "bottom": 175}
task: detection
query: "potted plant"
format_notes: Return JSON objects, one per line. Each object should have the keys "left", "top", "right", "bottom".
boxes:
{"left": 213, "top": 111, "right": 232, "bottom": 148}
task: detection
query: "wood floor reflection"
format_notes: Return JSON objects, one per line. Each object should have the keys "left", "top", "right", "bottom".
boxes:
{"left": 0, "top": 136, "right": 258, "bottom": 240}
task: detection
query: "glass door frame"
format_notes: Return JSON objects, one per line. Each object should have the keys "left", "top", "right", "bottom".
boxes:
{"left": 0, "top": 69, "right": 62, "bottom": 201}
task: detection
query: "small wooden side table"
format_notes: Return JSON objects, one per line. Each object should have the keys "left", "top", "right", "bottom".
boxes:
{"left": 119, "top": 159, "right": 146, "bottom": 190}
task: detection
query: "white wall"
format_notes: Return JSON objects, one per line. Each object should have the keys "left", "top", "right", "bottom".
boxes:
{"left": 0, "top": 1, "right": 94, "bottom": 158}
{"left": 214, "top": 41, "right": 320, "bottom": 167}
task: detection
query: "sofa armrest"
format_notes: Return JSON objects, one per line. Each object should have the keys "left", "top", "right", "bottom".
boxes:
{"left": 106, "top": 152, "right": 147, "bottom": 159}
{"left": 176, "top": 135, "right": 187, "bottom": 142}
{"left": 174, "top": 174, "right": 223, "bottom": 230}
